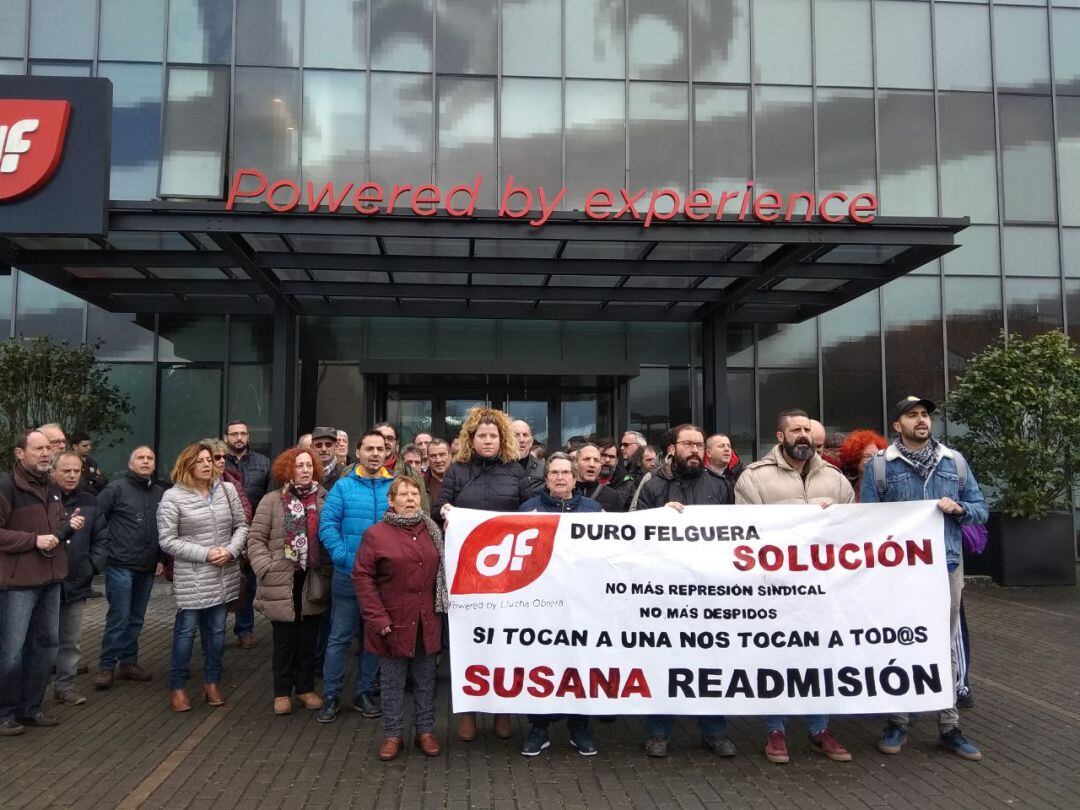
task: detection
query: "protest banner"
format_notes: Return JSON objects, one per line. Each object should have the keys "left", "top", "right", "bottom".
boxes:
{"left": 444, "top": 502, "right": 953, "bottom": 715}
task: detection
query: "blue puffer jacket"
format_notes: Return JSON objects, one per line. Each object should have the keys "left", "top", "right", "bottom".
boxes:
{"left": 320, "top": 468, "right": 395, "bottom": 575}
{"left": 860, "top": 443, "right": 989, "bottom": 568}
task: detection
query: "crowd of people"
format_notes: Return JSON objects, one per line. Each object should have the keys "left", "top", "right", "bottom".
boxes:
{"left": 0, "top": 397, "right": 987, "bottom": 765}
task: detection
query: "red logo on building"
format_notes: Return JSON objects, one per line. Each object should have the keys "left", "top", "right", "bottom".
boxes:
{"left": 451, "top": 514, "right": 559, "bottom": 595}
{"left": 0, "top": 99, "right": 71, "bottom": 202}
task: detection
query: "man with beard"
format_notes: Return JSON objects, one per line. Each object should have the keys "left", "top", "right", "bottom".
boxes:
{"left": 573, "top": 444, "right": 624, "bottom": 512}
{"left": 511, "top": 419, "right": 545, "bottom": 496}
{"left": 598, "top": 442, "right": 618, "bottom": 486}
{"left": 311, "top": 427, "right": 343, "bottom": 490}
{"left": 632, "top": 424, "right": 734, "bottom": 758}
{"left": 734, "top": 409, "right": 854, "bottom": 765}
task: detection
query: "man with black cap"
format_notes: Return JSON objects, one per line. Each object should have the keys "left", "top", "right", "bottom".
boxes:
{"left": 310, "top": 427, "right": 343, "bottom": 490}
{"left": 862, "top": 396, "right": 988, "bottom": 762}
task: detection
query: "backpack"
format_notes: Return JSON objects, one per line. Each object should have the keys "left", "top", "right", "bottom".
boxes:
{"left": 871, "top": 448, "right": 968, "bottom": 501}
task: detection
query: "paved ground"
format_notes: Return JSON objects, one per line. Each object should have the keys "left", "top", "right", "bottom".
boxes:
{"left": 1, "top": 572, "right": 1078, "bottom": 809}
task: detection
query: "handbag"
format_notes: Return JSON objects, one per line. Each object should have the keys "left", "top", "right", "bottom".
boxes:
{"left": 961, "top": 523, "right": 988, "bottom": 555}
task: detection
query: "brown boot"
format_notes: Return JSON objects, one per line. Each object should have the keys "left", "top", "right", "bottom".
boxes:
{"left": 493, "top": 714, "right": 513, "bottom": 739}
{"left": 456, "top": 713, "right": 477, "bottom": 741}
{"left": 416, "top": 732, "right": 441, "bottom": 757}
{"left": 378, "top": 737, "right": 403, "bottom": 761}
{"left": 273, "top": 697, "right": 292, "bottom": 715}
{"left": 170, "top": 689, "right": 191, "bottom": 712}
{"left": 238, "top": 634, "right": 256, "bottom": 649}
{"left": 93, "top": 670, "right": 114, "bottom": 690}
{"left": 295, "top": 692, "right": 323, "bottom": 710}
{"left": 116, "top": 663, "right": 152, "bottom": 682}
{"left": 203, "top": 683, "right": 226, "bottom": 707}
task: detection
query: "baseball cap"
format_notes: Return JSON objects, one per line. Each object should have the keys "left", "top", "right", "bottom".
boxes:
{"left": 892, "top": 396, "right": 936, "bottom": 423}
{"left": 310, "top": 426, "right": 337, "bottom": 441}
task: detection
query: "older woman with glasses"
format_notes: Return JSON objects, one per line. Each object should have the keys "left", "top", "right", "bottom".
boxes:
{"left": 158, "top": 443, "right": 248, "bottom": 712}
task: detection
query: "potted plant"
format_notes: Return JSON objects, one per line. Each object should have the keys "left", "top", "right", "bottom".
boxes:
{"left": 945, "top": 330, "right": 1079, "bottom": 586}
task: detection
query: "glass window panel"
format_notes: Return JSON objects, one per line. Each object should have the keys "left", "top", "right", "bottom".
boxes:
{"left": 813, "top": 0, "right": 871, "bottom": 88}
{"left": 816, "top": 89, "right": 875, "bottom": 199}
{"left": 86, "top": 308, "right": 155, "bottom": 361}
{"left": 562, "top": 394, "right": 599, "bottom": 445}
{"left": 725, "top": 369, "right": 755, "bottom": 456}
{"left": 993, "top": 6, "right": 1051, "bottom": 93}
{"left": 1064, "top": 228, "right": 1080, "bottom": 276}
{"left": 434, "top": 319, "right": 496, "bottom": 359}
{"left": 302, "top": 70, "right": 365, "bottom": 190}
{"left": 29, "top": 0, "right": 94, "bottom": 59}
{"left": 566, "top": 0, "right": 625, "bottom": 79}
{"left": 757, "top": 319, "right": 817, "bottom": 367}
{"left": 1068, "top": 280, "right": 1080, "bottom": 347}
{"left": 944, "top": 277, "right": 1002, "bottom": 380}
{"left": 503, "top": 0, "right": 560, "bottom": 76}
{"left": 757, "top": 369, "right": 819, "bottom": 452}
{"left": 228, "top": 365, "right": 272, "bottom": 454}
{"left": 499, "top": 319, "right": 560, "bottom": 360}
{"left": 437, "top": 0, "right": 496, "bottom": 74}
{"left": 94, "top": 363, "right": 154, "bottom": 478}
{"left": 691, "top": 0, "right": 749, "bottom": 83}
{"left": 160, "top": 66, "right": 229, "bottom": 197}
{"left": 14, "top": 272, "right": 83, "bottom": 343}
{"left": 311, "top": 362, "right": 366, "bottom": 433}
{"left": 437, "top": 77, "right": 496, "bottom": 209}
{"left": 230, "top": 316, "right": 273, "bottom": 362}
{"left": 157, "top": 315, "right": 226, "bottom": 362}
{"left": 0, "top": 275, "right": 11, "bottom": 339}
{"left": 168, "top": 0, "right": 233, "bottom": 64}
{"left": 693, "top": 86, "right": 750, "bottom": 195}
{"left": 384, "top": 398, "right": 434, "bottom": 446}
{"left": 938, "top": 92, "right": 997, "bottom": 223}
{"left": 629, "top": 0, "right": 688, "bottom": 81}
{"left": 1059, "top": 97, "right": 1080, "bottom": 225}
{"left": 303, "top": 0, "right": 366, "bottom": 69}
{"left": 563, "top": 322, "right": 626, "bottom": 360}
{"left": 501, "top": 78, "right": 562, "bottom": 195}
{"left": 629, "top": 322, "right": 690, "bottom": 365}
{"left": 0, "top": 2, "right": 27, "bottom": 58}
{"left": 883, "top": 277, "right": 944, "bottom": 411}
{"left": 754, "top": 86, "right": 813, "bottom": 194}
{"left": 628, "top": 367, "right": 691, "bottom": 448}
{"left": 0, "top": 60, "right": 22, "bottom": 75}
{"left": 565, "top": 79, "right": 625, "bottom": 209}
{"left": 874, "top": 1, "right": 932, "bottom": 90}
{"left": 30, "top": 61, "right": 90, "bottom": 76}
{"left": 370, "top": 72, "right": 433, "bottom": 188}
{"left": 753, "top": 0, "right": 810, "bottom": 85}
{"left": 99, "top": 0, "right": 165, "bottom": 61}
{"left": 727, "top": 323, "right": 754, "bottom": 367}
{"left": 159, "top": 366, "right": 222, "bottom": 473}
{"left": 999, "top": 94, "right": 1056, "bottom": 222}
{"left": 236, "top": 0, "right": 300, "bottom": 67}
{"left": 371, "top": 0, "right": 433, "bottom": 71}
{"left": 878, "top": 91, "right": 937, "bottom": 217}
{"left": 369, "top": 316, "right": 430, "bottom": 358}
{"left": 232, "top": 68, "right": 300, "bottom": 181}
{"left": 934, "top": 4, "right": 991, "bottom": 91}
{"left": 1003, "top": 227, "right": 1060, "bottom": 277}
{"left": 820, "top": 292, "right": 882, "bottom": 433}
{"left": 1006, "top": 276, "right": 1062, "bottom": 339}
{"left": 98, "top": 63, "right": 162, "bottom": 201}
{"left": 629, "top": 82, "right": 689, "bottom": 207}
{"left": 1054, "top": 9, "right": 1080, "bottom": 95}
{"left": 943, "top": 225, "right": 1000, "bottom": 276}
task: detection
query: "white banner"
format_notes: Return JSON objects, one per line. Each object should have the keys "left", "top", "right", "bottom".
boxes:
{"left": 444, "top": 502, "right": 953, "bottom": 715}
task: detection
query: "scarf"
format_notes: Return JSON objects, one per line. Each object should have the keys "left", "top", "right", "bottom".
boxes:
{"left": 283, "top": 482, "right": 320, "bottom": 570}
{"left": 382, "top": 509, "right": 449, "bottom": 613}
{"left": 893, "top": 436, "right": 939, "bottom": 480}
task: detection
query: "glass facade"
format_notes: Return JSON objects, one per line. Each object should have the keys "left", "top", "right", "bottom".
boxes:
{"left": 3, "top": 0, "right": 1078, "bottom": 464}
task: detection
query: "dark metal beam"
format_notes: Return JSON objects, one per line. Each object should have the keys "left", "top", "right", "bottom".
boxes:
{"left": 208, "top": 233, "right": 296, "bottom": 312}
{"left": 695, "top": 243, "right": 824, "bottom": 320}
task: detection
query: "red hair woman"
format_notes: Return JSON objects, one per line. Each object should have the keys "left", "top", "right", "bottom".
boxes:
{"left": 838, "top": 430, "right": 889, "bottom": 500}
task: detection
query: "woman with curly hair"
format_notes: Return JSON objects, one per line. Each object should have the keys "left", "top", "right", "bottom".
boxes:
{"left": 433, "top": 406, "right": 526, "bottom": 742}
{"left": 838, "top": 429, "right": 889, "bottom": 500}
{"left": 247, "top": 447, "right": 334, "bottom": 716}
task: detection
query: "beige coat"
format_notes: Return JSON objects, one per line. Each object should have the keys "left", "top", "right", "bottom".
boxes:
{"left": 247, "top": 487, "right": 332, "bottom": 623}
{"left": 734, "top": 444, "right": 855, "bottom": 505}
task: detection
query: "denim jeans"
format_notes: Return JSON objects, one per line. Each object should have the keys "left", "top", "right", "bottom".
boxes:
{"left": 765, "top": 715, "right": 829, "bottom": 736}
{"left": 99, "top": 566, "right": 155, "bottom": 671}
{"left": 0, "top": 583, "right": 61, "bottom": 723}
{"left": 233, "top": 565, "right": 258, "bottom": 638}
{"left": 169, "top": 603, "right": 228, "bottom": 690}
{"left": 321, "top": 570, "right": 379, "bottom": 701}
{"left": 644, "top": 714, "right": 727, "bottom": 740}
{"left": 54, "top": 598, "right": 87, "bottom": 694}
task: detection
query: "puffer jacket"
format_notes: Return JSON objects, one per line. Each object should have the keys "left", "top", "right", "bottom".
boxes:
{"left": 634, "top": 463, "right": 733, "bottom": 510}
{"left": 320, "top": 467, "right": 395, "bottom": 576}
{"left": 433, "top": 458, "right": 527, "bottom": 513}
{"left": 735, "top": 444, "right": 855, "bottom": 505}
{"left": 157, "top": 481, "right": 248, "bottom": 610}
{"left": 248, "top": 487, "right": 332, "bottom": 622}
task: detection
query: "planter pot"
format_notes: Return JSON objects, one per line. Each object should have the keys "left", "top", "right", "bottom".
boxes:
{"left": 971, "top": 512, "right": 1077, "bottom": 587}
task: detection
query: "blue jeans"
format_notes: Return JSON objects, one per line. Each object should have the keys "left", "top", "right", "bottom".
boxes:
{"left": 233, "top": 565, "right": 258, "bottom": 638}
{"left": 170, "top": 604, "right": 228, "bottom": 690}
{"left": 765, "top": 715, "right": 829, "bottom": 735}
{"left": 0, "top": 583, "right": 61, "bottom": 723}
{"left": 321, "top": 570, "right": 379, "bottom": 701}
{"left": 644, "top": 714, "right": 727, "bottom": 740}
{"left": 99, "top": 566, "right": 155, "bottom": 671}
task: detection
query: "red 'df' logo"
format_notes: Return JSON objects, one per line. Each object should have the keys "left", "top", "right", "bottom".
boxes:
{"left": 0, "top": 100, "right": 72, "bottom": 202}
{"left": 451, "top": 514, "right": 559, "bottom": 595}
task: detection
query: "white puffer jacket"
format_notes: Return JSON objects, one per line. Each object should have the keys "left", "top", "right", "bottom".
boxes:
{"left": 158, "top": 481, "right": 248, "bottom": 610}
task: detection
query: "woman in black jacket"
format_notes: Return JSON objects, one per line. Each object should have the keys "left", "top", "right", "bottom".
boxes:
{"left": 433, "top": 406, "right": 526, "bottom": 743}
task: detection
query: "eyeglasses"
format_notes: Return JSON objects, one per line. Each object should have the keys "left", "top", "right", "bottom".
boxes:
{"left": 548, "top": 470, "right": 574, "bottom": 477}
{"left": 676, "top": 441, "right": 705, "bottom": 450}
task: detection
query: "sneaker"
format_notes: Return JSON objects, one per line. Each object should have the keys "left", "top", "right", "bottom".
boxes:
{"left": 521, "top": 726, "right": 550, "bottom": 756}
{"left": 765, "top": 730, "right": 789, "bottom": 764}
{"left": 54, "top": 689, "right": 87, "bottom": 706}
{"left": 878, "top": 723, "right": 908, "bottom": 755}
{"left": 355, "top": 692, "right": 382, "bottom": 718}
{"left": 940, "top": 728, "right": 982, "bottom": 761}
{"left": 810, "top": 729, "right": 852, "bottom": 762}
{"left": 956, "top": 691, "right": 975, "bottom": 709}
{"left": 702, "top": 735, "right": 737, "bottom": 757}
{"left": 16, "top": 711, "right": 59, "bottom": 727}
{"left": 0, "top": 719, "right": 25, "bottom": 736}
{"left": 569, "top": 726, "right": 598, "bottom": 756}
{"left": 645, "top": 736, "right": 669, "bottom": 757}
{"left": 316, "top": 696, "right": 339, "bottom": 724}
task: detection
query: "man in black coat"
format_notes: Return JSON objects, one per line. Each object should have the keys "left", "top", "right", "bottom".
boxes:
{"left": 573, "top": 443, "right": 624, "bottom": 512}
{"left": 511, "top": 419, "right": 546, "bottom": 497}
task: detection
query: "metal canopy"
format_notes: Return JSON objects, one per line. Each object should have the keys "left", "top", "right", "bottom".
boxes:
{"left": 0, "top": 201, "right": 967, "bottom": 324}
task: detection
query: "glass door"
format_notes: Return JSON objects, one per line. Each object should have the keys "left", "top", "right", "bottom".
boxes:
{"left": 444, "top": 393, "right": 490, "bottom": 439}
{"left": 504, "top": 399, "right": 550, "bottom": 447}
